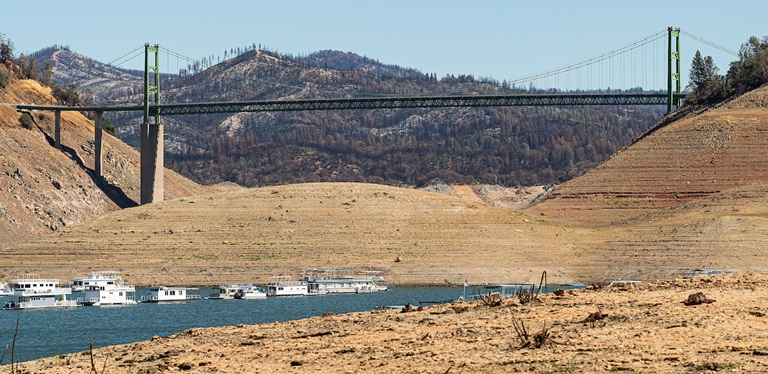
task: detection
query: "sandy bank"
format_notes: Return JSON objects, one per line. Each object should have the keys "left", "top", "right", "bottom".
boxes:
{"left": 8, "top": 272, "right": 768, "bottom": 373}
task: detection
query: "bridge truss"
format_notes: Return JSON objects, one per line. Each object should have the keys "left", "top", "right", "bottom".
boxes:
{"left": 151, "top": 93, "right": 685, "bottom": 116}
{"left": 14, "top": 93, "right": 686, "bottom": 116}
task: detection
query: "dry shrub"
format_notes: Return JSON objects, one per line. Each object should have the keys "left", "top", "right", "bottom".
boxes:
{"left": 512, "top": 319, "right": 555, "bottom": 349}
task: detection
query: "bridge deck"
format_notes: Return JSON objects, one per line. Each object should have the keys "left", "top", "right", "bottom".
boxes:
{"left": 12, "top": 93, "right": 685, "bottom": 116}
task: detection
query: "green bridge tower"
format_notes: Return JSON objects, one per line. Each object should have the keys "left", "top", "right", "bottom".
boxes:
{"left": 668, "top": 27, "right": 681, "bottom": 113}
{"left": 140, "top": 44, "right": 163, "bottom": 204}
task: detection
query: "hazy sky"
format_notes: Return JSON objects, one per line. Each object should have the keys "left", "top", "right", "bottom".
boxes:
{"left": 2, "top": 0, "right": 765, "bottom": 90}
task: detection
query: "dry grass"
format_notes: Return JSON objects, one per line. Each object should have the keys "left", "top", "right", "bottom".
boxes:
{"left": 0, "top": 182, "right": 584, "bottom": 286}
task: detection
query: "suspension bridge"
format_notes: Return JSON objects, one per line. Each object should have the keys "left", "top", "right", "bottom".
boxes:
{"left": 11, "top": 27, "right": 736, "bottom": 205}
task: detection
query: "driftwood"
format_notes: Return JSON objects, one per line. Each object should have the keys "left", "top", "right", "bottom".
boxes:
{"left": 683, "top": 292, "right": 716, "bottom": 306}
{"left": 581, "top": 309, "right": 608, "bottom": 327}
{"left": 582, "top": 309, "right": 607, "bottom": 323}
{"left": 292, "top": 331, "right": 336, "bottom": 339}
{"left": 400, "top": 303, "right": 423, "bottom": 313}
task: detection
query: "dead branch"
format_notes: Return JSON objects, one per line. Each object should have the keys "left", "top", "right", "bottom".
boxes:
{"left": 518, "top": 285, "right": 540, "bottom": 304}
{"left": 536, "top": 271, "right": 548, "bottom": 294}
{"left": 482, "top": 292, "right": 502, "bottom": 307}
{"left": 12, "top": 317, "right": 19, "bottom": 374}
{"left": 89, "top": 334, "right": 96, "bottom": 374}
{"left": 512, "top": 319, "right": 559, "bottom": 349}
{"left": 512, "top": 318, "right": 530, "bottom": 348}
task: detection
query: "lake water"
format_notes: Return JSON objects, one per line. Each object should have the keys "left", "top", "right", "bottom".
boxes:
{"left": 0, "top": 286, "right": 477, "bottom": 363}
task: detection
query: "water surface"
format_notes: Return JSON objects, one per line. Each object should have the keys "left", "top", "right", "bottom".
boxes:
{"left": 0, "top": 286, "right": 467, "bottom": 363}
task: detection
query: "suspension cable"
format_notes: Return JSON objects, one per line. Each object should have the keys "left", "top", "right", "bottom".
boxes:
{"left": 680, "top": 31, "right": 739, "bottom": 57}
{"left": 507, "top": 28, "right": 668, "bottom": 86}
{"left": 76, "top": 45, "right": 146, "bottom": 90}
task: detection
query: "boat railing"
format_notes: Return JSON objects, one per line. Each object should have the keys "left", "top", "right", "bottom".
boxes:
{"left": 186, "top": 294, "right": 201, "bottom": 300}
{"left": 268, "top": 280, "right": 305, "bottom": 286}
{"left": 14, "top": 301, "right": 30, "bottom": 309}
{"left": 15, "top": 287, "right": 72, "bottom": 296}
{"left": 609, "top": 280, "right": 641, "bottom": 286}
{"left": 55, "top": 300, "right": 78, "bottom": 307}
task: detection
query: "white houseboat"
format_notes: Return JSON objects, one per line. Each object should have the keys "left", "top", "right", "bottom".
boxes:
{"left": 78, "top": 272, "right": 137, "bottom": 306}
{"left": 266, "top": 276, "right": 309, "bottom": 297}
{"left": 234, "top": 285, "right": 267, "bottom": 299}
{"left": 3, "top": 274, "right": 78, "bottom": 310}
{"left": 140, "top": 286, "right": 201, "bottom": 303}
{"left": 71, "top": 276, "right": 86, "bottom": 292}
{"left": 304, "top": 269, "right": 388, "bottom": 294}
{"left": 0, "top": 282, "right": 12, "bottom": 296}
{"left": 207, "top": 284, "right": 243, "bottom": 300}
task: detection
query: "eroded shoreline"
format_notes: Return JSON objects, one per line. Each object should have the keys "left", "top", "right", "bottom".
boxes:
{"left": 8, "top": 272, "right": 768, "bottom": 373}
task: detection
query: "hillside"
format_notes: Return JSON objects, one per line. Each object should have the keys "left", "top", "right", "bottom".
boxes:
{"left": 30, "top": 46, "right": 142, "bottom": 97}
{"left": 0, "top": 182, "right": 583, "bottom": 286}
{"left": 0, "top": 77, "right": 211, "bottom": 249}
{"left": 525, "top": 85, "right": 768, "bottom": 227}
{"left": 4, "top": 85, "right": 768, "bottom": 286}
{"left": 35, "top": 46, "right": 666, "bottom": 187}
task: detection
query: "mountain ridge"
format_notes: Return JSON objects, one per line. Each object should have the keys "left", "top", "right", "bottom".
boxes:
{"left": 31, "top": 46, "right": 666, "bottom": 188}
{"left": 3, "top": 50, "right": 768, "bottom": 285}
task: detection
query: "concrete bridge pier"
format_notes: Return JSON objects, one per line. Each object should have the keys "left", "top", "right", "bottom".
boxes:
{"left": 94, "top": 111, "right": 103, "bottom": 179}
{"left": 140, "top": 121, "right": 164, "bottom": 204}
{"left": 54, "top": 110, "right": 61, "bottom": 149}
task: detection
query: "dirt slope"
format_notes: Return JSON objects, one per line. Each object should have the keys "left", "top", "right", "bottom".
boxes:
{"left": 0, "top": 182, "right": 583, "bottom": 286}
{"left": 525, "top": 86, "right": 768, "bottom": 228}
{"left": 0, "top": 79, "right": 210, "bottom": 248}
{"left": 583, "top": 182, "right": 768, "bottom": 281}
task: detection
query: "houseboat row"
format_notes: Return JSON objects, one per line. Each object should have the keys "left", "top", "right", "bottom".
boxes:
{"left": 268, "top": 270, "right": 388, "bottom": 297}
{"left": 206, "top": 284, "right": 267, "bottom": 300}
{"left": 2, "top": 269, "right": 389, "bottom": 310}
{"left": 2, "top": 273, "right": 201, "bottom": 310}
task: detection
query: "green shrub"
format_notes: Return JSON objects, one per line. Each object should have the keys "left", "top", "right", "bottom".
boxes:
{"left": 102, "top": 117, "right": 116, "bottom": 136}
{"left": 19, "top": 112, "right": 34, "bottom": 129}
{"left": 0, "top": 68, "right": 8, "bottom": 88}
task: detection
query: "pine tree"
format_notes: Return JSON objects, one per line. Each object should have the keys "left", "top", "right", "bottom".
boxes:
{"left": 688, "top": 50, "right": 719, "bottom": 89}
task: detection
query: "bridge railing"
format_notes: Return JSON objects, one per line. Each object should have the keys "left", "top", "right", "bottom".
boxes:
{"left": 13, "top": 92, "right": 687, "bottom": 116}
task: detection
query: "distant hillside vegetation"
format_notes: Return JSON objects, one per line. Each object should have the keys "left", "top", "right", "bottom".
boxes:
{"left": 33, "top": 45, "right": 666, "bottom": 187}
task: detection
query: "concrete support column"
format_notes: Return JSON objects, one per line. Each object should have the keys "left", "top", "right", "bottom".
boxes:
{"left": 54, "top": 110, "right": 61, "bottom": 149}
{"left": 94, "top": 111, "right": 103, "bottom": 179}
{"left": 140, "top": 122, "right": 164, "bottom": 204}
